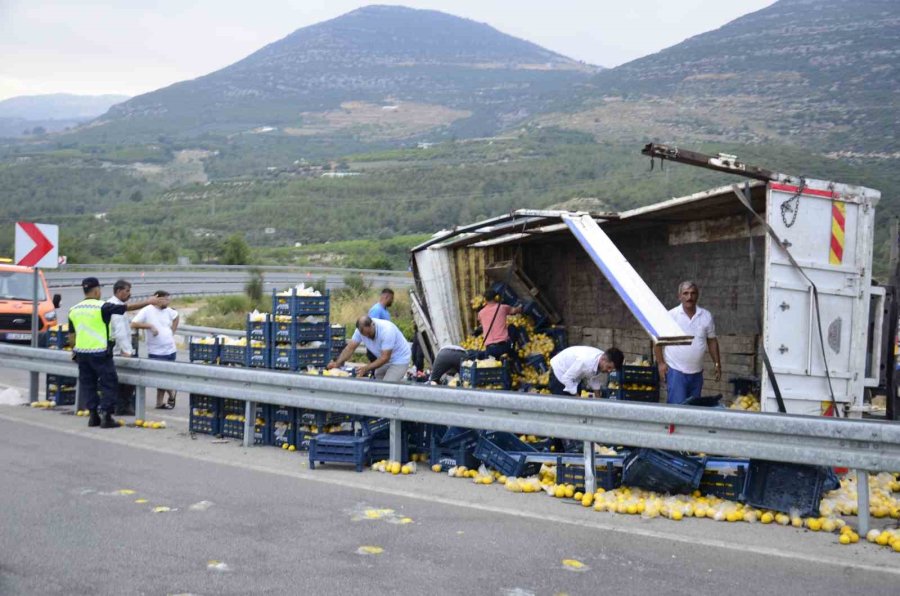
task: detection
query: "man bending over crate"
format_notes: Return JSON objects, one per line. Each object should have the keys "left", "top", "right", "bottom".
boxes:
{"left": 327, "top": 315, "right": 411, "bottom": 382}
{"left": 654, "top": 281, "right": 722, "bottom": 404}
{"left": 549, "top": 346, "right": 624, "bottom": 396}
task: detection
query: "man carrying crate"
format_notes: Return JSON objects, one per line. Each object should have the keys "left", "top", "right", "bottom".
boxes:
{"left": 549, "top": 346, "right": 624, "bottom": 396}
{"left": 327, "top": 315, "right": 411, "bottom": 383}
{"left": 654, "top": 281, "right": 722, "bottom": 404}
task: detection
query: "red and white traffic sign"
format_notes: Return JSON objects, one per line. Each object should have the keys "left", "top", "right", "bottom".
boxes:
{"left": 15, "top": 222, "right": 59, "bottom": 269}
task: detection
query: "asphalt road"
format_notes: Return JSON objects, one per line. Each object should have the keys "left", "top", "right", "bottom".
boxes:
{"left": 1, "top": 405, "right": 898, "bottom": 595}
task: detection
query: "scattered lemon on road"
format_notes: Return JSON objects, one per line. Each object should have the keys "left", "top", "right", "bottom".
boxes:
{"left": 357, "top": 545, "right": 384, "bottom": 555}
{"left": 562, "top": 559, "right": 587, "bottom": 571}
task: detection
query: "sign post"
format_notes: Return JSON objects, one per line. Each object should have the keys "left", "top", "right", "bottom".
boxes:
{"left": 15, "top": 222, "right": 59, "bottom": 402}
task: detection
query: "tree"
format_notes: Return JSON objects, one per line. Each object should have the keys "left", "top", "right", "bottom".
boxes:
{"left": 129, "top": 190, "right": 143, "bottom": 203}
{"left": 222, "top": 234, "right": 250, "bottom": 265}
{"left": 245, "top": 267, "right": 264, "bottom": 303}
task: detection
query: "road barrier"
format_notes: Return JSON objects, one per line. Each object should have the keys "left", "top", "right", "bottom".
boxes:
{"left": 2, "top": 343, "right": 898, "bottom": 533}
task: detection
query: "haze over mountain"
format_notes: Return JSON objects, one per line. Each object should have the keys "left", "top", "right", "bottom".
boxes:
{"left": 0, "top": 93, "right": 129, "bottom": 138}
{"left": 90, "top": 5, "right": 595, "bottom": 142}
{"left": 544, "top": 0, "right": 899, "bottom": 152}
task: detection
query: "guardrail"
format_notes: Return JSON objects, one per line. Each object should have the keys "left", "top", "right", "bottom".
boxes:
{"left": 3, "top": 343, "right": 898, "bottom": 534}
{"left": 50, "top": 263, "right": 412, "bottom": 277}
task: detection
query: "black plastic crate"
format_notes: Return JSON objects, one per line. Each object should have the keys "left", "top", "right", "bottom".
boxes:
{"left": 460, "top": 362, "right": 510, "bottom": 390}
{"left": 608, "top": 365, "right": 659, "bottom": 402}
{"left": 523, "top": 354, "right": 549, "bottom": 374}
{"left": 270, "top": 405, "right": 298, "bottom": 448}
{"left": 219, "top": 344, "right": 247, "bottom": 366}
{"left": 622, "top": 448, "right": 707, "bottom": 494}
{"left": 507, "top": 325, "right": 530, "bottom": 349}
{"left": 473, "top": 432, "right": 540, "bottom": 478}
{"left": 741, "top": 460, "right": 829, "bottom": 517}
{"left": 699, "top": 458, "right": 750, "bottom": 500}
{"left": 246, "top": 317, "right": 272, "bottom": 345}
{"left": 246, "top": 346, "right": 271, "bottom": 368}
{"left": 555, "top": 456, "right": 623, "bottom": 491}
{"left": 189, "top": 394, "right": 222, "bottom": 435}
{"left": 272, "top": 289, "right": 330, "bottom": 317}
{"left": 189, "top": 339, "right": 219, "bottom": 364}
{"left": 523, "top": 301, "right": 549, "bottom": 329}
{"left": 439, "top": 426, "right": 479, "bottom": 447}
{"left": 543, "top": 327, "right": 568, "bottom": 355}
{"left": 490, "top": 281, "right": 519, "bottom": 305}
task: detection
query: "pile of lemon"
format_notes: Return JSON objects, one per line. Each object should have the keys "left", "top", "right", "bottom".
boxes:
{"left": 865, "top": 528, "right": 900, "bottom": 552}
{"left": 517, "top": 334, "right": 554, "bottom": 361}
{"left": 470, "top": 295, "right": 486, "bottom": 310}
{"left": 372, "top": 460, "right": 417, "bottom": 475}
{"left": 191, "top": 336, "right": 217, "bottom": 345}
{"left": 730, "top": 394, "right": 761, "bottom": 411}
{"left": 30, "top": 400, "right": 56, "bottom": 409}
{"left": 280, "top": 443, "right": 298, "bottom": 452}
{"left": 134, "top": 419, "right": 166, "bottom": 429}
{"left": 819, "top": 473, "right": 900, "bottom": 518}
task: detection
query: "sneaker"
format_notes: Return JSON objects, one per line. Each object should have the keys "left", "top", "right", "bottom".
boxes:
{"left": 100, "top": 412, "right": 119, "bottom": 429}
{"left": 88, "top": 410, "right": 101, "bottom": 427}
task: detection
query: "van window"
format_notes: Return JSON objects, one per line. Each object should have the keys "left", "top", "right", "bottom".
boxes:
{"left": 0, "top": 272, "right": 46, "bottom": 301}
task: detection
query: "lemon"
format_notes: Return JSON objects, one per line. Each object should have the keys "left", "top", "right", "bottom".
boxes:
{"left": 581, "top": 493, "right": 594, "bottom": 507}
{"left": 134, "top": 419, "right": 144, "bottom": 427}
{"left": 806, "top": 518, "right": 822, "bottom": 531}
{"left": 498, "top": 475, "right": 507, "bottom": 484}
{"left": 521, "top": 483, "right": 535, "bottom": 493}
{"left": 159, "top": 421, "right": 166, "bottom": 429}
{"left": 893, "top": 541, "right": 900, "bottom": 553}
{"left": 616, "top": 503, "right": 628, "bottom": 514}
{"left": 822, "top": 519, "right": 836, "bottom": 533}
{"left": 151, "top": 422, "right": 162, "bottom": 429}
{"left": 483, "top": 476, "right": 494, "bottom": 485}
{"left": 401, "top": 465, "right": 411, "bottom": 475}
{"left": 626, "top": 504, "right": 638, "bottom": 515}
{"left": 288, "top": 445, "right": 296, "bottom": 452}
{"left": 791, "top": 517, "right": 803, "bottom": 528}
{"left": 760, "top": 512, "right": 774, "bottom": 524}
{"left": 876, "top": 532, "right": 890, "bottom": 546}
{"left": 573, "top": 492, "right": 583, "bottom": 502}
{"left": 431, "top": 464, "right": 442, "bottom": 473}
{"left": 564, "top": 486, "right": 575, "bottom": 499}
{"left": 554, "top": 485, "right": 566, "bottom": 498}
{"left": 282, "top": 443, "right": 289, "bottom": 450}
{"left": 839, "top": 533, "right": 851, "bottom": 545}
{"left": 670, "top": 510, "right": 683, "bottom": 521}
{"left": 594, "top": 502, "right": 607, "bottom": 512}
{"left": 390, "top": 462, "right": 401, "bottom": 475}
{"left": 849, "top": 532, "right": 860, "bottom": 543}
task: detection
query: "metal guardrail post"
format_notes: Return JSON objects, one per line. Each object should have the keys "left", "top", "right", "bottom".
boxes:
{"left": 135, "top": 385, "right": 146, "bottom": 421}
{"left": 389, "top": 419, "right": 402, "bottom": 462}
{"left": 583, "top": 441, "right": 596, "bottom": 494}
{"left": 243, "top": 401, "right": 254, "bottom": 448}
{"left": 856, "top": 469, "right": 870, "bottom": 535}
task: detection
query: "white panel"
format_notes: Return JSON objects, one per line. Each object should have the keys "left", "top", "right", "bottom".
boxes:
{"left": 413, "top": 248, "right": 463, "bottom": 347}
{"left": 562, "top": 214, "right": 691, "bottom": 345}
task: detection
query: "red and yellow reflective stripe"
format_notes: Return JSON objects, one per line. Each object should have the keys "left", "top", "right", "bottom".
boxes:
{"left": 829, "top": 201, "right": 845, "bottom": 265}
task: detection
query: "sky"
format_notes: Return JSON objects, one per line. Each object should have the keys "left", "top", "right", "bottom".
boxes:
{"left": 0, "top": 0, "right": 776, "bottom": 101}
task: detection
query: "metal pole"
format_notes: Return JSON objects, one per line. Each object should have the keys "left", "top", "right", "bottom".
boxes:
{"left": 135, "top": 385, "right": 146, "bottom": 421}
{"left": 29, "top": 268, "right": 39, "bottom": 403}
{"left": 389, "top": 419, "right": 402, "bottom": 462}
{"left": 856, "top": 469, "right": 870, "bottom": 535}
{"left": 583, "top": 441, "right": 596, "bottom": 494}
{"left": 243, "top": 400, "right": 253, "bottom": 448}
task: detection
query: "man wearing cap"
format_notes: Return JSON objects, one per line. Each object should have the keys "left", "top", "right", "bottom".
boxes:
{"left": 68, "top": 278, "right": 160, "bottom": 428}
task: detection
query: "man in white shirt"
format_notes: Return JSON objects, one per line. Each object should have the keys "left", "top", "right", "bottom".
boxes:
{"left": 654, "top": 281, "right": 722, "bottom": 405}
{"left": 327, "top": 315, "right": 411, "bottom": 383}
{"left": 131, "top": 290, "right": 180, "bottom": 408}
{"left": 108, "top": 279, "right": 136, "bottom": 415}
{"left": 549, "top": 346, "right": 624, "bottom": 396}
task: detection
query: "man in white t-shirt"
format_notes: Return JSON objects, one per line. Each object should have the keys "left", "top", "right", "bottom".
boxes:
{"left": 549, "top": 346, "right": 624, "bottom": 396}
{"left": 327, "top": 315, "right": 411, "bottom": 383}
{"left": 654, "top": 281, "right": 722, "bottom": 405}
{"left": 131, "top": 290, "right": 180, "bottom": 408}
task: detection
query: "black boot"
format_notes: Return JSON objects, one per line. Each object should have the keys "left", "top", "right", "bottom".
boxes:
{"left": 88, "top": 410, "right": 101, "bottom": 427}
{"left": 100, "top": 412, "right": 119, "bottom": 429}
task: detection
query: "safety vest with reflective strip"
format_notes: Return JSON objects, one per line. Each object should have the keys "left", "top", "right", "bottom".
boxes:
{"left": 69, "top": 299, "right": 110, "bottom": 354}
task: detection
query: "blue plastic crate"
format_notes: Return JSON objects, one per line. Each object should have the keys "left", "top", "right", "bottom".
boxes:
{"left": 700, "top": 458, "right": 750, "bottom": 501}
{"left": 219, "top": 344, "right": 247, "bottom": 366}
{"left": 523, "top": 301, "right": 549, "bottom": 329}
{"left": 490, "top": 281, "right": 519, "bottom": 305}
{"left": 543, "top": 327, "right": 568, "bottom": 355}
{"left": 460, "top": 362, "right": 510, "bottom": 390}
{"left": 622, "top": 448, "right": 707, "bottom": 494}
{"left": 309, "top": 433, "right": 371, "bottom": 472}
{"left": 271, "top": 346, "right": 298, "bottom": 370}
{"left": 270, "top": 405, "right": 298, "bottom": 448}
{"left": 246, "top": 317, "right": 272, "bottom": 344}
{"left": 189, "top": 339, "right": 219, "bottom": 364}
{"left": 272, "top": 289, "right": 330, "bottom": 317}
{"left": 46, "top": 374, "right": 77, "bottom": 406}
{"left": 430, "top": 431, "right": 478, "bottom": 471}
{"left": 439, "top": 426, "right": 480, "bottom": 447}
{"left": 741, "top": 460, "right": 829, "bottom": 517}
{"left": 47, "top": 326, "right": 72, "bottom": 350}
{"left": 473, "top": 432, "right": 540, "bottom": 477}
{"left": 295, "top": 346, "right": 329, "bottom": 369}
{"left": 555, "top": 456, "right": 623, "bottom": 491}
{"left": 523, "top": 354, "right": 549, "bottom": 374}
{"left": 607, "top": 365, "right": 660, "bottom": 402}
{"left": 295, "top": 321, "right": 329, "bottom": 342}
{"left": 507, "top": 325, "right": 530, "bottom": 349}
{"left": 331, "top": 340, "right": 347, "bottom": 360}
{"left": 189, "top": 394, "right": 222, "bottom": 435}
{"left": 221, "top": 403, "right": 271, "bottom": 445}
{"left": 330, "top": 324, "right": 346, "bottom": 340}
{"left": 246, "top": 346, "right": 271, "bottom": 368}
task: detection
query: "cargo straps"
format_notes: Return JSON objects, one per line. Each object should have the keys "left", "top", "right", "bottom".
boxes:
{"left": 732, "top": 183, "right": 839, "bottom": 416}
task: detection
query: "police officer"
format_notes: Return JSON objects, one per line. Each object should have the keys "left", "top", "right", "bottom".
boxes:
{"left": 69, "top": 277, "right": 160, "bottom": 428}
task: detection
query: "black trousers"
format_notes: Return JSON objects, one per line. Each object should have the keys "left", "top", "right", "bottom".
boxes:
{"left": 77, "top": 353, "right": 118, "bottom": 413}
{"left": 548, "top": 369, "right": 576, "bottom": 397}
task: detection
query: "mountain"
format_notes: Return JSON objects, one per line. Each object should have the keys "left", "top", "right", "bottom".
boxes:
{"left": 89, "top": 5, "right": 595, "bottom": 142}
{"left": 542, "top": 0, "right": 899, "bottom": 152}
{"left": 0, "top": 93, "right": 129, "bottom": 138}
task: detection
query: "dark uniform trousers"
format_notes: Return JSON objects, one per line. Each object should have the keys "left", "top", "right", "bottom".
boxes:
{"left": 77, "top": 353, "right": 119, "bottom": 412}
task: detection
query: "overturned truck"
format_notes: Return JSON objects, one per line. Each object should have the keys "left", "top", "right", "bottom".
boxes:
{"left": 410, "top": 144, "right": 894, "bottom": 419}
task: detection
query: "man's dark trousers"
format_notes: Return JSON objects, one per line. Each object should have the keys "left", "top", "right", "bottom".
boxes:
{"left": 77, "top": 353, "right": 119, "bottom": 412}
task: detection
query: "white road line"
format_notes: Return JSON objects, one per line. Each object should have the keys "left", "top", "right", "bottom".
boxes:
{"left": 1, "top": 409, "right": 898, "bottom": 577}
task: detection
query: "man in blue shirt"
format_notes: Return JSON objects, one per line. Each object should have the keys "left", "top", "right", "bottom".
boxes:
{"left": 368, "top": 288, "right": 394, "bottom": 321}
{"left": 327, "top": 315, "right": 411, "bottom": 383}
